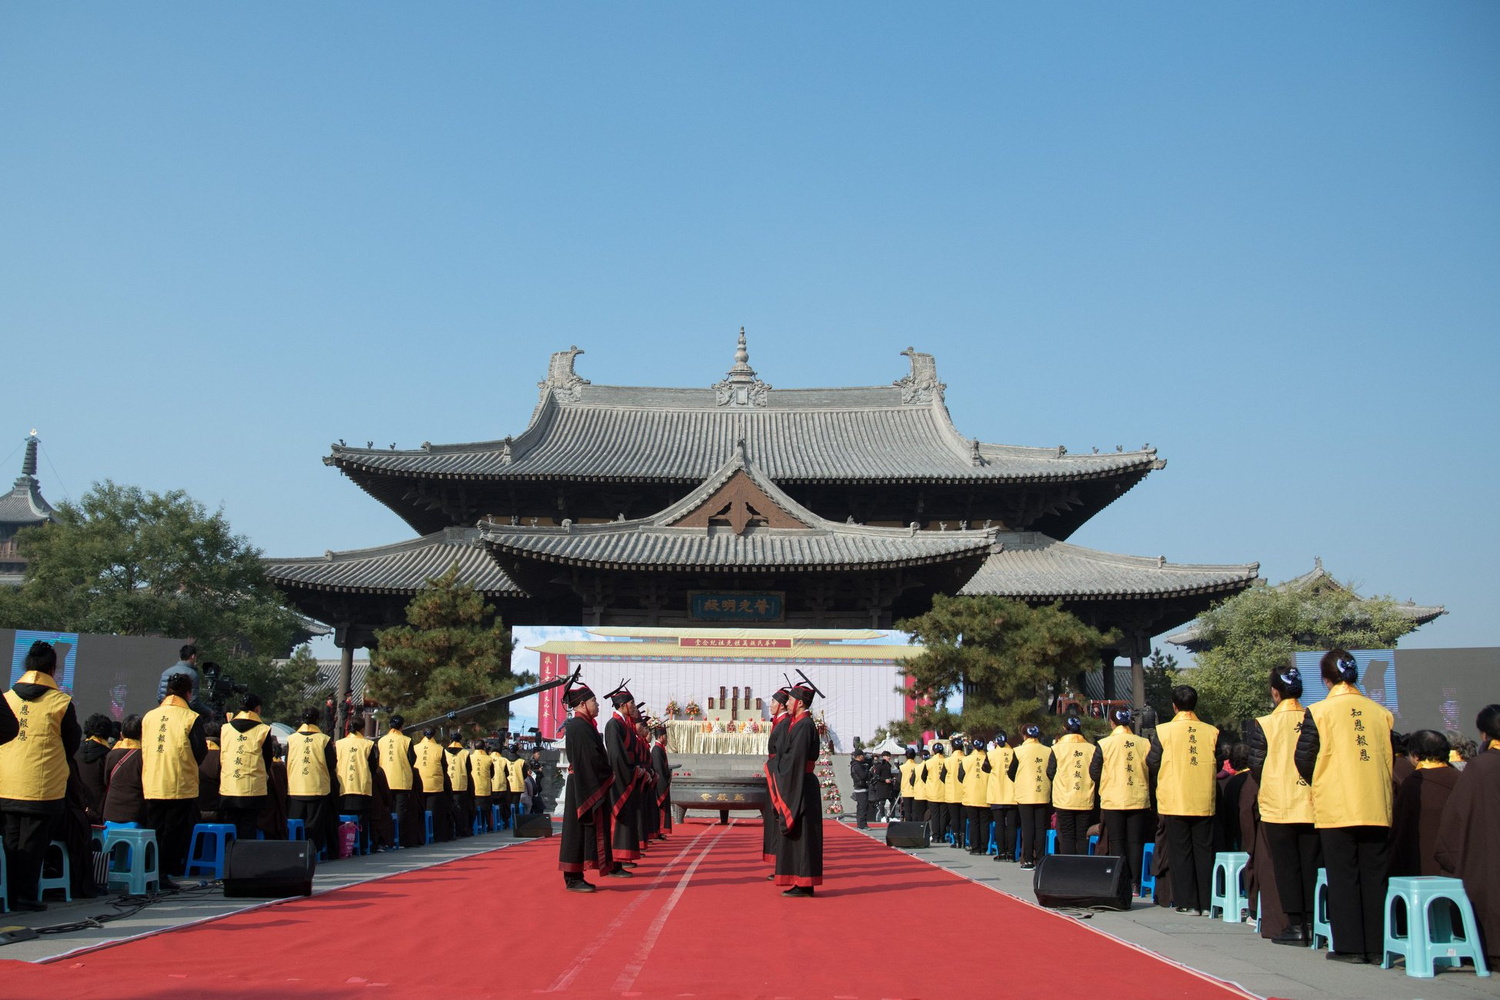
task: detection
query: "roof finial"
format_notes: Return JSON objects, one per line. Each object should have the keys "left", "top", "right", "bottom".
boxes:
{"left": 732, "top": 327, "right": 752, "bottom": 373}
{"left": 714, "top": 327, "right": 770, "bottom": 406}
{"left": 21, "top": 431, "right": 38, "bottom": 479}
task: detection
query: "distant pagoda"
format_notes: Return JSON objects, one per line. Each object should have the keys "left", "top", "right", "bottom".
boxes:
{"left": 0, "top": 433, "right": 57, "bottom": 587}
{"left": 267, "top": 334, "right": 1258, "bottom": 711}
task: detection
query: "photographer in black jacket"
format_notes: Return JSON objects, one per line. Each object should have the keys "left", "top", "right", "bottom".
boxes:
{"left": 850, "top": 748, "right": 872, "bottom": 829}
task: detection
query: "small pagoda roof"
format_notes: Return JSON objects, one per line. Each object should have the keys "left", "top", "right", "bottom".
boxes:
{"left": 0, "top": 433, "right": 56, "bottom": 527}
{"left": 1164, "top": 557, "right": 1445, "bottom": 648}
{"left": 959, "top": 533, "right": 1259, "bottom": 601}
{"left": 327, "top": 341, "right": 1163, "bottom": 488}
{"left": 478, "top": 447, "right": 1000, "bottom": 572}
{"left": 264, "top": 527, "right": 524, "bottom": 596}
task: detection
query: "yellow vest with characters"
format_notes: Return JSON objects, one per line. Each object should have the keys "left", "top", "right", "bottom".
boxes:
{"left": 1255, "top": 700, "right": 1314, "bottom": 824}
{"left": 899, "top": 757, "right": 919, "bottom": 800}
{"left": 919, "top": 753, "right": 944, "bottom": 801}
{"left": 220, "top": 717, "right": 271, "bottom": 797}
{"left": 508, "top": 755, "right": 527, "bottom": 793}
{"left": 142, "top": 696, "right": 200, "bottom": 800}
{"left": 985, "top": 745, "right": 1016, "bottom": 805}
{"left": 1097, "top": 726, "right": 1149, "bottom": 811}
{"left": 1013, "top": 740, "right": 1052, "bottom": 805}
{"left": 336, "top": 733, "right": 375, "bottom": 797}
{"left": 943, "top": 749, "right": 964, "bottom": 803}
{"left": 1154, "top": 711, "right": 1218, "bottom": 817}
{"left": 1309, "top": 684, "right": 1394, "bottom": 828}
{"left": 961, "top": 750, "right": 988, "bottom": 807}
{"left": 0, "top": 672, "right": 72, "bottom": 801}
{"left": 1050, "top": 734, "right": 1099, "bottom": 811}
{"left": 470, "top": 748, "right": 493, "bottom": 796}
{"left": 413, "top": 738, "right": 446, "bottom": 792}
{"left": 490, "top": 751, "right": 507, "bottom": 790}
{"left": 378, "top": 730, "right": 414, "bottom": 791}
{"left": 287, "top": 726, "right": 332, "bottom": 796}
{"left": 446, "top": 746, "right": 471, "bottom": 792}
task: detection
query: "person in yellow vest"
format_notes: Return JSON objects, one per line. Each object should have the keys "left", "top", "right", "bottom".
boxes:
{"left": 961, "top": 739, "right": 990, "bottom": 854}
{"left": 1089, "top": 709, "right": 1150, "bottom": 890}
{"left": 1243, "top": 668, "right": 1319, "bottom": 945}
{"left": 983, "top": 732, "right": 1017, "bottom": 862}
{"left": 142, "top": 671, "right": 209, "bottom": 882}
{"left": 898, "top": 747, "right": 920, "bottom": 823}
{"left": 507, "top": 744, "right": 529, "bottom": 824}
{"left": 287, "top": 708, "right": 337, "bottom": 855}
{"left": 445, "top": 735, "right": 474, "bottom": 838}
{"left": 413, "top": 728, "right": 453, "bottom": 842}
{"left": 490, "top": 742, "right": 511, "bottom": 829}
{"left": 1304, "top": 650, "right": 1394, "bottom": 964}
{"left": 942, "top": 738, "right": 966, "bottom": 847}
{"left": 0, "top": 641, "right": 78, "bottom": 911}
{"left": 469, "top": 738, "right": 494, "bottom": 832}
{"left": 920, "top": 742, "right": 947, "bottom": 840}
{"left": 1007, "top": 725, "right": 1052, "bottom": 869}
{"left": 335, "top": 714, "right": 378, "bottom": 853}
{"left": 1049, "top": 716, "right": 1098, "bottom": 855}
{"left": 219, "top": 693, "right": 276, "bottom": 842}
{"left": 1146, "top": 685, "right": 1220, "bottom": 914}
{"left": 377, "top": 714, "right": 415, "bottom": 843}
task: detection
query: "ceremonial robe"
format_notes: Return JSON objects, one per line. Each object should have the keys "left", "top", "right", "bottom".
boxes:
{"left": 651, "top": 740, "right": 672, "bottom": 833}
{"left": 762, "top": 712, "right": 790, "bottom": 863}
{"left": 559, "top": 713, "right": 614, "bottom": 876}
{"left": 1436, "top": 748, "right": 1500, "bottom": 961}
{"left": 604, "top": 712, "right": 643, "bottom": 861}
{"left": 770, "top": 712, "right": 823, "bottom": 888}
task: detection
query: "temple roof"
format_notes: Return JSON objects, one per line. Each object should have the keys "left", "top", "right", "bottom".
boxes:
{"left": 478, "top": 448, "right": 1000, "bottom": 572}
{"left": 264, "top": 527, "right": 523, "bottom": 596}
{"left": 326, "top": 342, "right": 1164, "bottom": 487}
{"left": 959, "top": 533, "right": 1259, "bottom": 601}
{"left": 0, "top": 433, "right": 56, "bottom": 527}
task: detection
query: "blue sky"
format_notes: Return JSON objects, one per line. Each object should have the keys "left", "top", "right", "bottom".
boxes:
{"left": 2, "top": 4, "right": 1495, "bottom": 653}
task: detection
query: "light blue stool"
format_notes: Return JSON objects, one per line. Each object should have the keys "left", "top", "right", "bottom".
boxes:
{"left": 424, "top": 810, "right": 434, "bottom": 844}
{"left": 1310, "top": 869, "right": 1332, "bottom": 949}
{"left": 1210, "top": 851, "right": 1252, "bottom": 923}
{"left": 1139, "top": 843, "right": 1156, "bottom": 898}
{"left": 986, "top": 821, "right": 998, "bottom": 855}
{"left": 103, "top": 827, "right": 159, "bottom": 896}
{"left": 1087, "top": 834, "right": 1099, "bottom": 856}
{"left": 38, "top": 840, "right": 72, "bottom": 902}
{"left": 185, "top": 823, "right": 236, "bottom": 879}
{"left": 1382, "top": 876, "right": 1491, "bottom": 978}
{"left": 1014, "top": 829, "right": 1022, "bottom": 859}
{"left": 1045, "top": 829, "right": 1057, "bottom": 855}
{"left": 287, "top": 818, "right": 306, "bottom": 841}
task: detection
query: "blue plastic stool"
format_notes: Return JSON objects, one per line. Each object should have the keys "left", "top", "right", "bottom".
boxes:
{"left": 491, "top": 803, "right": 503, "bottom": 832}
{"left": 1139, "top": 843, "right": 1156, "bottom": 898}
{"left": 1087, "top": 834, "right": 1099, "bottom": 856}
{"left": 37, "top": 840, "right": 72, "bottom": 902}
{"left": 103, "top": 827, "right": 159, "bottom": 896}
{"left": 287, "top": 818, "right": 306, "bottom": 841}
{"left": 986, "top": 821, "right": 997, "bottom": 855}
{"left": 338, "top": 814, "right": 366, "bottom": 856}
{"left": 424, "top": 810, "right": 434, "bottom": 845}
{"left": 1015, "top": 829, "right": 1022, "bottom": 859}
{"left": 1210, "top": 851, "right": 1252, "bottom": 923}
{"left": 0, "top": 843, "right": 8, "bottom": 912}
{"left": 390, "top": 812, "right": 401, "bottom": 849}
{"left": 1045, "top": 829, "right": 1057, "bottom": 855}
{"left": 1382, "top": 876, "right": 1492, "bottom": 978}
{"left": 185, "top": 823, "right": 236, "bottom": 879}
{"left": 1311, "top": 869, "right": 1332, "bottom": 949}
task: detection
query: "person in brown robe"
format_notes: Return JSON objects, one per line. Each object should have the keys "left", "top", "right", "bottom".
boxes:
{"left": 1435, "top": 705, "right": 1500, "bottom": 964}
{"left": 1389, "top": 729, "right": 1461, "bottom": 877}
{"left": 1237, "top": 772, "right": 1290, "bottom": 939}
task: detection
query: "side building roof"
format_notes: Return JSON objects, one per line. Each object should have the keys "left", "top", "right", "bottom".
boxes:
{"left": 959, "top": 533, "right": 1259, "bottom": 602}
{"left": 264, "top": 527, "right": 523, "bottom": 597}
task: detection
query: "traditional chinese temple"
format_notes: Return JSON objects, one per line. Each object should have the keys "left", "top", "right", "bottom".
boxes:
{"left": 266, "top": 334, "right": 1259, "bottom": 716}
{"left": 0, "top": 433, "right": 57, "bottom": 587}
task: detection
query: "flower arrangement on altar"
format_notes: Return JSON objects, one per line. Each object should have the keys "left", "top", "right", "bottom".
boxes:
{"left": 711, "top": 720, "right": 726, "bottom": 733}
{"left": 814, "top": 711, "right": 829, "bottom": 738}
{"left": 665, "top": 699, "right": 680, "bottom": 719}
{"left": 684, "top": 699, "right": 701, "bottom": 719}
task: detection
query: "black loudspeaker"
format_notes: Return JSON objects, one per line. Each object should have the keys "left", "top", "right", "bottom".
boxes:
{"left": 885, "top": 821, "right": 931, "bottom": 848}
{"left": 1032, "top": 854, "right": 1131, "bottom": 910}
{"left": 513, "top": 814, "right": 555, "bottom": 838}
{"left": 223, "top": 840, "right": 316, "bottom": 898}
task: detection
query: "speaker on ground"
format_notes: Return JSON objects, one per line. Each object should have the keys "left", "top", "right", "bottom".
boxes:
{"left": 513, "top": 814, "right": 555, "bottom": 838}
{"left": 1032, "top": 854, "right": 1131, "bottom": 910}
{"left": 885, "top": 821, "right": 931, "bottom": 849}
{"left": 223, "top": 840, "right": 316, "bottom": 898}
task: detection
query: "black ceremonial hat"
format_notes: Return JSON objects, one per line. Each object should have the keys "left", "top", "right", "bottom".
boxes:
{"left": 562, "top": 668, "right": 595, "bottom": 708}
{"left": 605, "top": 678, "right": 635, "bottom": 709}
{"left": 789, "top": 669, "right": 822, "bottom": 704}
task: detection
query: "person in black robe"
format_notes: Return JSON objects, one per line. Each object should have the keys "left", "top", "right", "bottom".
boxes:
{"left": 771, "top": 673, "right": 824, "bottom": 897}
{"left": 1389, "top": 729, "right": 1462, "bottom": 877}
{"left": 603, "top": 682, "right": 647, "bottom": 865}
{"left": 762, "top": 688, "right": 791, "bottom": 868}
{"left": 650, "top": 725, "right": 672, "bottom": 837}
{"left": 1436, "top": 705, "right": 1500, "bottom": 964}
{"left": 634, "top": 718, "right": 658, "bottom": 845}
{"left": 558, "top": 675, "right": 621, "bottom": 892}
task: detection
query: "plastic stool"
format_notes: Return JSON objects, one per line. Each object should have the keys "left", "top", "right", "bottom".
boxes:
{"left": 287, "top": 818, "right": 306, "bottom": 841}
{"left": 37, "top": 840, "right": 72, "bottom": 902}
{"left": 338, "top": 815, "right": 366, "bottom": 856}
{"left": 391, "top": 812, "right": 401, "bottom": 849}
{"left": 1045, "top": 829, "right": 1056, "bottom": 855}
{"left": 1087, "top": 834, "right": 1099, "bottom": 856}
{"left": 1310, "top": 869, "right": 1332, "bottom": 949}
{"left": 0, "top": 843, "right": 8, "bottom": 912}
{"left": 185, "top": 823, "right": 236, "bottom": 879}
{"left": 1210, "top": 852, "right": 1252, "bottom": 923}
{"left": 491, "top": 803, "right": 503, "bottom": 832}
{"left": 986, "top": 821, "right": 997, "bottom": 855}
{"left": 1139, "top": 843, "right": 1156, "bottom": 898}
{"left": 1015, "top": 828, "right": 1022, "bottom": 859}
{"left": 424, "top": 810, "right": 434, "bottom": 845}
{"left": 103, "top": 827, "right": 159, "bottom": 896}
{"left": 1382, "top": 876, "right": 1492, "bottom": 978}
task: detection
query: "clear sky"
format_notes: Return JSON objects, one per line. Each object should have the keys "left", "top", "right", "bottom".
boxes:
{"left": 2, "top": 4, "right": 1495, "bottom": 654}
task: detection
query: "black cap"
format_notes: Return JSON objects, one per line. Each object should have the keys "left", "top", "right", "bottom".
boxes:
{"left": 904, "top": 747, "right": 916, "bottom": 758}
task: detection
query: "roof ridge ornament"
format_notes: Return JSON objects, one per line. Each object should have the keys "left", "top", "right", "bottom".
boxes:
{"left": 541, "top": 346, "right": 590, "bottom": 401}
{"left": 713, "top": 327, "right": 771, "bottom": 407}
{"left": 895, "top": 347, "right": 945, "bottom": 404}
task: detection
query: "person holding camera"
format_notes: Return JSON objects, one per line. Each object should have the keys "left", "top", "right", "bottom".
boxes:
{"left": 850, "top": 748, "right": 872, "bottom": 829}
{"left": 157, "top": 645, "right": 203, "bottom": 707}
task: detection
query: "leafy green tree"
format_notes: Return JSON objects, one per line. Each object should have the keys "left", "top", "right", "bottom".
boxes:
{"left": 0, "top": 480, "right": 304, "bottom": 709}
{"left": 1188, "top": 584, "right": 1417, "bottom": 726}
{"left": 893, "top": 595, "right": 1114, "bottom": 741}
{"left": 1143, "top": 647, "right": 1181, "bottom": 721}
{"left": 241, "top": 644, "right": 326, "bottom": 725}
{"left": 365, "top": 565, "right": 523, "bottom": 734}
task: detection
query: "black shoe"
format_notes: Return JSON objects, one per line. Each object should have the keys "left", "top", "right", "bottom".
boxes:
{"left": 781, "top": 886, "right": 814, "bottom": 897}
{"left": 606, "top": 868, "right": 634, "bottom": 878}
{"left": 1325, "top": 952, "right": 1366, "bottom": 964}
{"left": 565, "top": 880, "right": 597, "bottom": 893}
{"left": 1019, "top": 861, "right": 1035, "bottom": 871}
{"left": 1174, "top": 906, "right": 1201, "bottom": 915}
{"left": 14, "top": 899, "right": 45, "bottom": 912}
{"left": 1272, "top": 924, "right": 1309, "bottom": 946}
{"left": 992, "top": 854, "right": 1009, "bottom": 862}
{"left": 620, "top": 861, "right": 638, "bottom": 868}
{"left": 159, "top": 877, "right": 182, "bottom": 894}
{"left": 766, "top": 873, "right": 775, "bottom": 881}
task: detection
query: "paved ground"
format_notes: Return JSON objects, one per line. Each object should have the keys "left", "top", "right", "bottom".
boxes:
{"left": 850, "top": 822, "right": 1500, "bottom": 1000}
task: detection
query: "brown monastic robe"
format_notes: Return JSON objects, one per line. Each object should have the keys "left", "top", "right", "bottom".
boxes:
{"left": 1435, "top": 748, "right": 1500, "bottom": 960}
{"left": 1390, "top": 765, "right": 1461, "bottom": 877}
{"left": 1237, "top": 773, "right": 1289, "bottom": 939}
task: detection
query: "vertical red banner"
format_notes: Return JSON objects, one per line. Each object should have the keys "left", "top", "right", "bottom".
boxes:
{"left": 539, "top": 652, "right": 568, "bottom": 739}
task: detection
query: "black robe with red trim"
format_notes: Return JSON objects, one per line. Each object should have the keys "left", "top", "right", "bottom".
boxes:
{"left": 771, "top": 711, "right": 823, "bottom": 888}
{"left": 605, "top": 713, "right": 644, "bottom": 861}
{"left": 762, "top": 712, "right": 790, "bottom": 863}
{"left": 558, "top": 713, "right": 615, "bottom": 876}
{"left": 651, "top": 741, "right": 672, "bottom": 833}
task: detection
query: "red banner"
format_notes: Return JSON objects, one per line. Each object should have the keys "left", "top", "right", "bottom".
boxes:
{"left": 539, "top": 652, "right": 568, "bottom": 739}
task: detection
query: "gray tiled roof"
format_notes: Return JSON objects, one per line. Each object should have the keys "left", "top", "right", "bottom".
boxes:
{"left": 326, "top": 348, "right": 1163, "bottom": 485}
{"left": 479, "top": 450, "right": 999, "bottom": 571}
{"left": 264, "top": 527, "right": 523, "bottom": 595}
{"left": 959, "top": 533, "right": 1259, "bottom": 600}
{"left": 0, "top": 476, "right": 55, "bottom": 526}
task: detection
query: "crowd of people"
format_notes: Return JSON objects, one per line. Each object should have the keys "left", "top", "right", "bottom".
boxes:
{"left": 869, "top": 648, "right": 1500, "bottom": 971}
{"left": 0, "top": 640, "right": 545, "bottom": 911}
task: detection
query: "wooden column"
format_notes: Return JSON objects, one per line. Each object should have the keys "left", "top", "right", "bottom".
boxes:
{"left": 1128, "top": 633, "right": 1148, "bottom": 714}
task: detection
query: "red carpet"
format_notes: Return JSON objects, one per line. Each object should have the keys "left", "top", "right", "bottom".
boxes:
{"left": 0, "top": 820, "right": 1255, "bottom": 1000}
